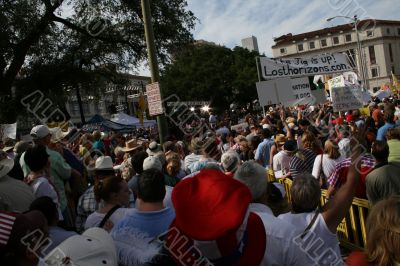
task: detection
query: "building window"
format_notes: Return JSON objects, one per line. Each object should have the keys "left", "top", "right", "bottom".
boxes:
{"left": 309, "top": 41, "right": 315, "bottom": 49}
{"left": 297, "top": 44, "right": 304, "bottom": 51}
{"left": 387, "top": 28, "right": 391, "bottom": 34}
{"left": 371, "top": 67, "right": 379, "bottom": 78}
{"left": 366, "top": 30, "right": 374, "bottom": 37}
{"left": 280, "top": 48, "right": 287, "bottom": 54}
{"left": 345, "top": 34, "right": 352, "bottom": 42}
{"left": 369, "top": 45, "right": 376, "bottom": 65}
{"left": 389, "top": 43, "right": 394, "bottom": 62}
{"left": 332, "top": 36, "right": 339, "bottom": 45}
{"left": 320, "top": 39, "right": 327, "bottom": 47}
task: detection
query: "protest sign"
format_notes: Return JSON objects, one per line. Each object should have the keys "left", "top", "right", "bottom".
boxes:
{"left": 331, "top": 85, "right": 363, "bottom": 112}
{"left": 260, "top": 53, "right": 353, "bottom": 79}
{"left": 256, "top": 78, "right": 292, "bottom": 106}
{"left": 0, "top": 123, "right": 17, "bottom": 140}
{"left": 231, "top": 122, "right": 249, "bottom": 132}
{"left": 284, "top": 77, "right": 312, "bottom": 106}
{"left": 146, "top": 82, "right": 164, "bottom": 116}
{"left": 359, "top": 107, "right": 370, "bottom": 117}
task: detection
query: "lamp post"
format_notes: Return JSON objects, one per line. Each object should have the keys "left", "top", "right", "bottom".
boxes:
{"left": 327, "top": 15, "right": 368, "bottom": 91}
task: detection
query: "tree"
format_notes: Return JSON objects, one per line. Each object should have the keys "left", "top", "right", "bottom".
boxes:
{"left": 0, "top": 0, "right": 196, "bottom": 123}
{"left": 160, "top": 44, "right": 260, "bottom": 113}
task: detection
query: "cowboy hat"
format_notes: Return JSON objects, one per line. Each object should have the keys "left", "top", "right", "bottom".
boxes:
{"left": 0, "top": 158, "right": 14, "bottom": 179}
{"left": 146, "top": 141, "right": 162, "bottom": 156}
{"left": 274, "top": 134, "right": 287, "bottom": 145}
{"left": 49, "top": 127, "right": 69, "bottom": 143}
{"left": 122, "top": 139, "right": 141, "bottom": 152}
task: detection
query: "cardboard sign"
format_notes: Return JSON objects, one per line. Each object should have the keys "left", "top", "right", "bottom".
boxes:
{"left": 256, "top": 78, "right": 293, "bottom": 106}
{"left": 231, "top": 122, "right": 249, "bottom": 132}
{"left": 331, "top": 85, "right": 363, "bottom": 112}
{"left": 146, "top": 82, "right": 164, "bottom": 116}
{"left": 260, "top": 53, "right": 353, "bottom": 79}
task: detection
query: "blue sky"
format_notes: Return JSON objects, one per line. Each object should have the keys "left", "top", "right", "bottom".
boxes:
{"left": 187, "top": 0, "right": 400, "bottom": 56}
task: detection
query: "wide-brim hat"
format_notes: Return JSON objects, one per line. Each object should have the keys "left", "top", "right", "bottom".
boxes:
{"left": 2, "top": 146, "right": 14, "bottom": 153}
{"left": 94, "top": 156, "right": 114, "bottom": 171}
{"left": 146, "top": 141, "right": 161, "bottom": 156}
{"left": 122, "top": 139, "right": 141, "bottom": 152}
{"left": 45, "top": 228, "right": 117, "bottom": 266}
{"left": 0, "top": 158, "right": 14, "bottom": 179}
{"left": 166, "top": 169, "right": 266, "bottom": 265}
{"left": 49, "top": 127, "right": 69, "bottom": 143}
{"left": 274, "top": 134, "right": 287, "bottom": 145}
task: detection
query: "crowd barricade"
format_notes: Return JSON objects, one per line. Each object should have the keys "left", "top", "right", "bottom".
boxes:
{"left": 277, "top": 178, "right": 370, "bottom": 250}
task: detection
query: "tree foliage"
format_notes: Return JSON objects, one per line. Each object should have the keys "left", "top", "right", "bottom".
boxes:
{"left": 0, "top": 0, "right": 196, "bottom": 123}
{"left": 160, "top": 44, "right": 260, "bottom": 113}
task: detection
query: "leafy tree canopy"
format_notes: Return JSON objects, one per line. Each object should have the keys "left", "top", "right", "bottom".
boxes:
{"left": 160, "top": 44, "right": 260, "bottom": 113}
{"left": 0, "top": 0, "right": 196, "bottom": 123}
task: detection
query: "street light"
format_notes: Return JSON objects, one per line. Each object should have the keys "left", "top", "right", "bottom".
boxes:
{"left": 326, "top": 15, "right": 368, "bottom": 91}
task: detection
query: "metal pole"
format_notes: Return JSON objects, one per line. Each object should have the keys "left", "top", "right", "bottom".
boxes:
{"left": 141, "top": 0, "right": 167, "bottom": 144}
{"left": 354, "top": 16, "right": 367, "bottom": 91}
{"left": 76, "top": 84, "right": 86, "bottom": 125}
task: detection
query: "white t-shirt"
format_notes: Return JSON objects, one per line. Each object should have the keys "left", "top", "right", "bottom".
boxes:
{"left": 85, "top": 208, "right": 133, "bottom": 230}
{"left": 278, "top": 212, "right": 343, "bottom": 265}
{"left": 273, "top": 151, "right": 292, "bottom": 178}
{"left": 30, "top": 177, "right": 63, "bottom": 220}
{"left": 312, "top": 154, "right": 344, "bottom": 179}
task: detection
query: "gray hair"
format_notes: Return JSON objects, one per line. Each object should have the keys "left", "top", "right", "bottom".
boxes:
{"left": 221, "top": 151, "right": 240, "bottom": 172}
{"left": 234, "top": 161, "right": 267, "bottom": 201}
{"left": 290, "top": 173, "right": 321, "bottom": 213}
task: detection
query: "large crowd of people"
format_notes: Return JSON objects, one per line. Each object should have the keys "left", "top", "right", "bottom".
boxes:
{"left": 0, "top": 95, "right": 400, "bottom": 265}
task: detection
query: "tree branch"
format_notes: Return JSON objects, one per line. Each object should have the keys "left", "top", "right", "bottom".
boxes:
{"left": 50, "top": 15, "right": 143, "bottom": 52}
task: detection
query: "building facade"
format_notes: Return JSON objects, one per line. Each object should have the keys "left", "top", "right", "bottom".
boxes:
{"left": 65, "top": 75, "right": 151, "bottom": 124}
{"left": 271, "top": 19, "right": 400, "bottom": 92}
{"left": 242, "top": 36, "right": 259, "bottom": 52}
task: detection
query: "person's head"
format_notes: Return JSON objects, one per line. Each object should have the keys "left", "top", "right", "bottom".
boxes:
{"left": 298, "top": 119, "right": 310, "bottom": 131}
{"left": 24, "top": 144, "right": 49, "bottom": 172}
{"left": 249, "top": 135, "right": 261, "bottom": 150}
{"left": 352, "top": 109, "right": 360, "bottom": 119}
{"left": 190, "top": 137, "right": 204, "bottom": 155}
{"left": 143, "top": 156, "right": 163, "bottom": 172}
{"left": 283, "top": 140, "right": 297, "bottom": 156}
{"left": 92, "top": 130, "right": 101, "bottom": 141}
{"left": 94, "top": 156, "right": 116, "bottom": 180}
{"left": 384, "top": 112, "right": 395, "bottom": 124}
{"left": 371, "top": 141, "right": 389, "bottom": 163}
{"left": 94, "top": 176, "right": 130, "bottom": 206}
{"left": 261, "top": 128, "right": 271, "bottom": 139}
{"left": 274, "top": 134, "right": 287, "bottom": 148}
{"left": 221, "top": 151, "right": 240, "bottom": 173}
{"left": 290, "top": 173, "right": 321, "bottom": 213}
{"left": 324, "top": 140, "right": 341, "bottom": 160}
{"left": 163, "top": 141, "right": 178, "bottom": 154}
{"left": 239, "top": 140, "right": 249, "bottom": 152}
{"left": 30, "top": 125, "right": 52, "bottom": 146}
{"left": 366, "top": 196, "right": 400, "bottom": 266}
{"left": 165, "top": 152, "right": 181, "bottom": 177}
{"left": 1, "top": 210, "right": 48, "bottom": 266}
{"left": 79, "top": 133, "right": 93, "bottom": 149}
{"left": 131, "top": 151, "right": 148, "bottom": 175}
{"left": 137, "top": 169, "right": 165, "bottom": 203}
{"left": 301, "top": 131, "right": 317, "bottom": 150}
{"left": 234, "top": 161, "right": 268, "bottom": 202}
{"left": 386, "top": 128, "right": 400, "bottom": 140}
{"left": 29, "top": 196, "right": 59, "bottom": 226}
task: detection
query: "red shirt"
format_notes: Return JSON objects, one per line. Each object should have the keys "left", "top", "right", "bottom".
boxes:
{"left": 346, "top": 251, "right": 373, "bottom": 266}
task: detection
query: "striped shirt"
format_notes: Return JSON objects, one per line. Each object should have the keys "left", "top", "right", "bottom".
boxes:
{"left": 327, "top": 154, "right": 375, "bottom": 198}
{"left": 289, "top": 149, "right": 317, "bottom": 178}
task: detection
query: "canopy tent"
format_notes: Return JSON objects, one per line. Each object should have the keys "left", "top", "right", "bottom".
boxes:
{"left": 110, "top": 112, "right": 156, "bottom": 128}
{"left": 82, "top": 114, "right": 136, "bottom": 133}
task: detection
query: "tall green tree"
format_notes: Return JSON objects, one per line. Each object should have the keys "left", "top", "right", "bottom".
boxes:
{"left": 161, "top": 44, "right": 260, "bottom": 113}
{"left": 0, "top": 0, "right": 196, "bottom": 123}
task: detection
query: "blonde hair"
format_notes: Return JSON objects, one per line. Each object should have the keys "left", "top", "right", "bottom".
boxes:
{"left": 165, "top": 152, "right": 181, "bottom": 177}
{"left": 324, "top": 140, "right": 340, "bottom": 160}
{"left": 301, "top": 131, "right": 318, "bottom": 151}
{"left": 366, "top": 196, "right": 400, "bottom": 266}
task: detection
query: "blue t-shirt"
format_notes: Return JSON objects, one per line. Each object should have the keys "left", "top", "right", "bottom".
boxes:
{"left": 255, "top": 138, "right": 274, "bottom": 168}
{"left": 376, "top": 123, "right": 395, "bottom": 141}
{"left": 113, "top": 207, "right": 175, "bottom": 238}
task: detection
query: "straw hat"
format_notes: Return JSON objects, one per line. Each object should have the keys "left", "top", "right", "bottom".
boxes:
{"left": 122, "top": 139, "right": 141, "bottom": 152}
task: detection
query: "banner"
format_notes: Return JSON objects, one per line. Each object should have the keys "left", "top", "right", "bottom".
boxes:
{"left": 331, "top": 85, "right": 363, "bottom": 112}
{"left": 256, "top": 78, "right": 292, "bottom": 106}
{"left": 260, "top": 53, "right": 353, "bottom": 79}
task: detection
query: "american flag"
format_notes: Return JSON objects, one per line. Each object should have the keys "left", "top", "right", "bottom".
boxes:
{"left": 0, "top": 212, "right": 17, "bottom": 246}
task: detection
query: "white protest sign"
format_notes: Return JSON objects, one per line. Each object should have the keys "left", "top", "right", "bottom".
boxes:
{"left": 256, "top": 78, "right": 293, "bottom": 106}
{"left": 146, "top": 82, "right": 164, "bottom": 116}
{"left": 311, "top": 89, "right": 327, "bottom": 104}
{"left": 231, "top": 122, "right": 249, "bottom": 132}
{"left": 0, "top": 123, "right": 17, "bottom": 140}
{"left": 331, "top": 85, "right": 363, "bottom": 112}
{"left": 260, "top": 53, "right": 352, "bottom": 79}
{"left": 284, "top": 77, "right": 312, "bottom": 106}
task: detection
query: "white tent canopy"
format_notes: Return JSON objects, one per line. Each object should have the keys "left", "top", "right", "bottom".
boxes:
{"left": 110, "top": 112, "right": 156, "bottom": 128}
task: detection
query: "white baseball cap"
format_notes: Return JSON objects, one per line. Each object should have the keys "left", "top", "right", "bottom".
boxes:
{"left": 30, "top": 125, "right": 51, "bottom": 140}
{"left": 44, "top": 227, "right": 117, "bottom": 266}
{"left": 143, "top": 156, "right": 162, "bottom": 171}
